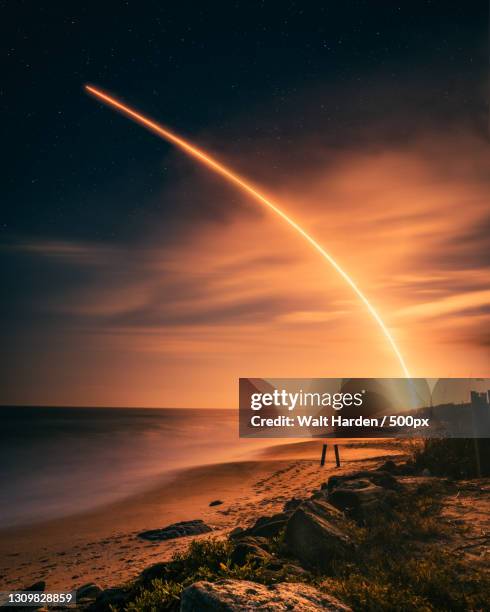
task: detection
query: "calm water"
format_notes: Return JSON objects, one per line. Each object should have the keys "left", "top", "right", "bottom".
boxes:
{"left": 0, "top": 407, "right": 263, "bottom": 528}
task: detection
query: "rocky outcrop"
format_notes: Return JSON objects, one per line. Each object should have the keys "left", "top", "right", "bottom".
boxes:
{"left": 138, "top": 519, "right": 212, "bottom": 541}
{"left": 300, "top": 498, "right": 345, "bottom": 523}
{"left": 180, "top": 579, "right": 352, "bottom": 611}
{"left": 23, "top": 581, "right": 45, "bottom": 592}
{"left": 285, "top": 501, "right": 352, "bottom": 569}
{"left": 283, "top": 497, "right": 303, "bottom": 512}
{"left": 377, "top": 459, "right": 397, "bottom": 473}
{"left": 88, "top": 587, "right": 130, "bottom": 612}
{"left": 325, "top": 469, "right": 400, "bottom": 492}
{"left": 328, "top": 478, "right": 394, "bottom": 519}
{"left": 239, "top": 511, "right": 292, "bottom": 538}
{"left": 230, "top": 536, "right": 271, "bottom": 566}
{"left": 139, "top": 561, "right": 169, "bottom": 586}
{"left": 76, "top": 583, "right": 103, "bottom": 600}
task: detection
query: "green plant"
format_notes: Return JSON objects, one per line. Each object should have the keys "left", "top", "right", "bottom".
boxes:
{"left": 125, "top": 580, "right": 181, "bottom": 612}
{"left": 122, "top": 479, "right": 490, "bottom": 611}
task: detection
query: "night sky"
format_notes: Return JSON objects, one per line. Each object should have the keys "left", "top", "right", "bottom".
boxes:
{"left": 2, "top": 2, "right": 489, "bottom": 406}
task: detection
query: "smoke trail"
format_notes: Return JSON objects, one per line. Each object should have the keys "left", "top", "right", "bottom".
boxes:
{"left": 85, "top": 84, "right": 410, "bottom": 377}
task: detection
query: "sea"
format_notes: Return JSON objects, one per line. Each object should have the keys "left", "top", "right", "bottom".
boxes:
{"left": 0, "top": 406, "right": 271, "bottom": 529}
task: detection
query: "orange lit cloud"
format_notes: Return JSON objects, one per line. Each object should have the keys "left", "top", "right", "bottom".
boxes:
{"left": 3, "top": 130, "right": 489, "bottom": 407}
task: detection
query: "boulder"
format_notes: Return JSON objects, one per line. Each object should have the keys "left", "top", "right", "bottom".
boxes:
{"left": 209, "top": 500, "right": 224, "bottom": 506}
{"left": 325, "top": 469, "right": 400, "bottom": 492}
{"left": 76, "top": 583, "right": 103, "bottom": 600}
{"left": 230, "top": 537, "right": 272, "bottom": 566}
{"left": 89, "top": 587, "right": 130, "bottom": 612}
{"left": 139, "top": 561, "right": 169, "bottom": 585}
{"left": 310, "top": 489, "right": 330, "bottom": 501}
{"left": 231, "top": 534, "right": 270, "bottom": 549}
{"left": 228, "top": 527, "right": 244, "bottom": 539}
{"left": 180, "top": 579, "right": 352, "bottom": 611}
{"left": 283, "top": 497, "right": 303, "bottom": 512}
{"left": 397, "top": 460, "right": 416, "bottom": 475}
{"left": 285, "top": 505, "right": 352, "bottom": 569}
{"left": 241, "top": 512, "right": 291, "bottom": 538}
{"left": 24, "top": 581, "right": 46, "bottom": 592}
{"left": 266, "top": 559, "right": 311, "bottom": 579}
{"left": 138, "top": 519, "right": 212, "bottom": 541}
{"left": 300, "top": 498, "right": 345, "bottom": 523}
{"left": 328, "top": 478, "right": 395, "bottom": 520}
{"left": 377, "top": 459, "right": 397, "bottom": 473}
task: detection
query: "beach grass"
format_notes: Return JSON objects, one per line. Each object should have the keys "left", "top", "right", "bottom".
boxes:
{"left": 121, "top": 478, "right": 490, "bottom": 611}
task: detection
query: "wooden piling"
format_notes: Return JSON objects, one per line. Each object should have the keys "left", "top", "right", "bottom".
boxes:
{"left": 334, "top": 444, "right": 340, "bottom": 467}
{"left": 320, "top": 443, "right": 327, "bottom": 466}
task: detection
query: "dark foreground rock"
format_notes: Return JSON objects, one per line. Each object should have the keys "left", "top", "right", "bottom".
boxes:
{"left": 180, "top": 579, "right": 352, "bottom": 611}
{"left": 325, "top": 469, "right": 400, "bottom": 492}
{"left": 300, "top": 498, "right": 345, "bottom": 523}
{"left": 76, "top": 583, "right": 103, "bottom": 600}
{"left": 285, "top": 502, "right": 352, "bottom": 569}
{"left": 137, "top": 519, "right": 212, "bottom": 541}
{"left": 138, "top": 561, "right": 169, "bottom": 586}
{"left": 230, "top": 536, "right": 271, "bottom": 566}
{"left": 87, "top": 587, "right": 130, "bottom": 612}
{"left": 23, "top": 581, "right": 46, "bottom": 592}
{"left": 239, "top": 511, "right": 292, "bottom": 538}
{"left": 328, "top": 478, "right": 396, "bottom": 521}
{"left": 377, "top": 459, "right": 397, "bottom": 473}
{"left": 283, "top": 497, "right": 303, "bottom": 512}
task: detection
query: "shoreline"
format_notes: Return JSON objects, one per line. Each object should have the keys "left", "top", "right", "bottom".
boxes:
{"left": 0, "top": 440, "right": 406, "bottom": 591}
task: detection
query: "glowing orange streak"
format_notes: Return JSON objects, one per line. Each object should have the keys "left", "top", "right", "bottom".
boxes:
{"left": 85, "top": 84, "right": 410, "bottom": 378}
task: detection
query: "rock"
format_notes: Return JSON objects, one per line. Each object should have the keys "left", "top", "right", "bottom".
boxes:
{"left": 265, "top": 559, "right": 311, "bottom": 579}
{"left": 229, "top": 527, "right": 244, "bottom": 539}
{"left": 283, "top": 497, "right": 303, "bottom": 512}
{"left": 242, "top": 512, "right": 291, "bottom": 538}
{"left": 232, "top": 534, "right": 270, "bottom": 550}
{"left": 421, "top": 468, "right": 431, "bottom": 477}
{"left": 230, "top": 537, "right": 272, "bottom": 566}
{"left": 88, "top": 587, "right": 130, "bottom": 612}
{"left": 23, "top": 581, "right": 45, "bottom": 592}
{"left": 76, "top": 583, "right": 102, "bottom": 600}
{"left": 139, "top": 561, "right": 169, "bottom": 585}
{"left": 285, "top": 504, "right": 352, "bottom": 569}
{"left": 398, "top": 460, "right": 416, "bottom": 475}
{"left": 326, "top": 469, "right": 400, "bottom": 492}
{"left": 138, "top": 519, "right": 212, "bottom": 541}
{"left": 209, "top": 499, "right": 224, "bottom": 506}
{"left": 310, "top": 489, "right": 330, "bottom": 501}
{"left": 278, "top": 562, "right": 311, "bottom": 579}
{"left": 377, "top": 460, "right": 397, "bottom": 473}
{"left": 301, "top": 498, "right": 345, "bottom": 523}
{"left": 180, "top": 579, "right": 352, "bottom": 611}
{"left": 328, "top": 478, "right": 395, "bottom": 520}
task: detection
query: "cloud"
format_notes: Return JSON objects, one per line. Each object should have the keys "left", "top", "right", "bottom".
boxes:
{"left": 3, "top": 102, "right": 490, "bottom": 406}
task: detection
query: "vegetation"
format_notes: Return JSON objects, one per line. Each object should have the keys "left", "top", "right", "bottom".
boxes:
{"left": 323, "top": 483, "right": 490, "bottom": 611}
{"left": 120, "top": 480, "right": 490, "bottom": 611}
{"left": 125, "top": 537, "right": 297, "bottom": 612}
{"left": 412, "top": 438, "right": 490, "bottom": 478}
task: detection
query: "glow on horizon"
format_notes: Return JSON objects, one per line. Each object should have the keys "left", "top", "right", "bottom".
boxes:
{"left": 85, "top": 84, "right": 411, "bottom": 378}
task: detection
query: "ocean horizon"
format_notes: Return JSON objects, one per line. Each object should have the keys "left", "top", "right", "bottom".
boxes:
{"left": 0, "top": 406, "right": 267, "bottom": 529}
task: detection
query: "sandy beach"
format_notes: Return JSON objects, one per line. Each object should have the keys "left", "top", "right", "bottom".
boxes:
{"left": 0, "top": 439, "right": 406, "bottom": 592}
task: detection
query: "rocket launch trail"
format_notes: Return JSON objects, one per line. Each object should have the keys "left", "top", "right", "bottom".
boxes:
{"left": 85, "top": 84, "right": 410, "bottom": 378}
